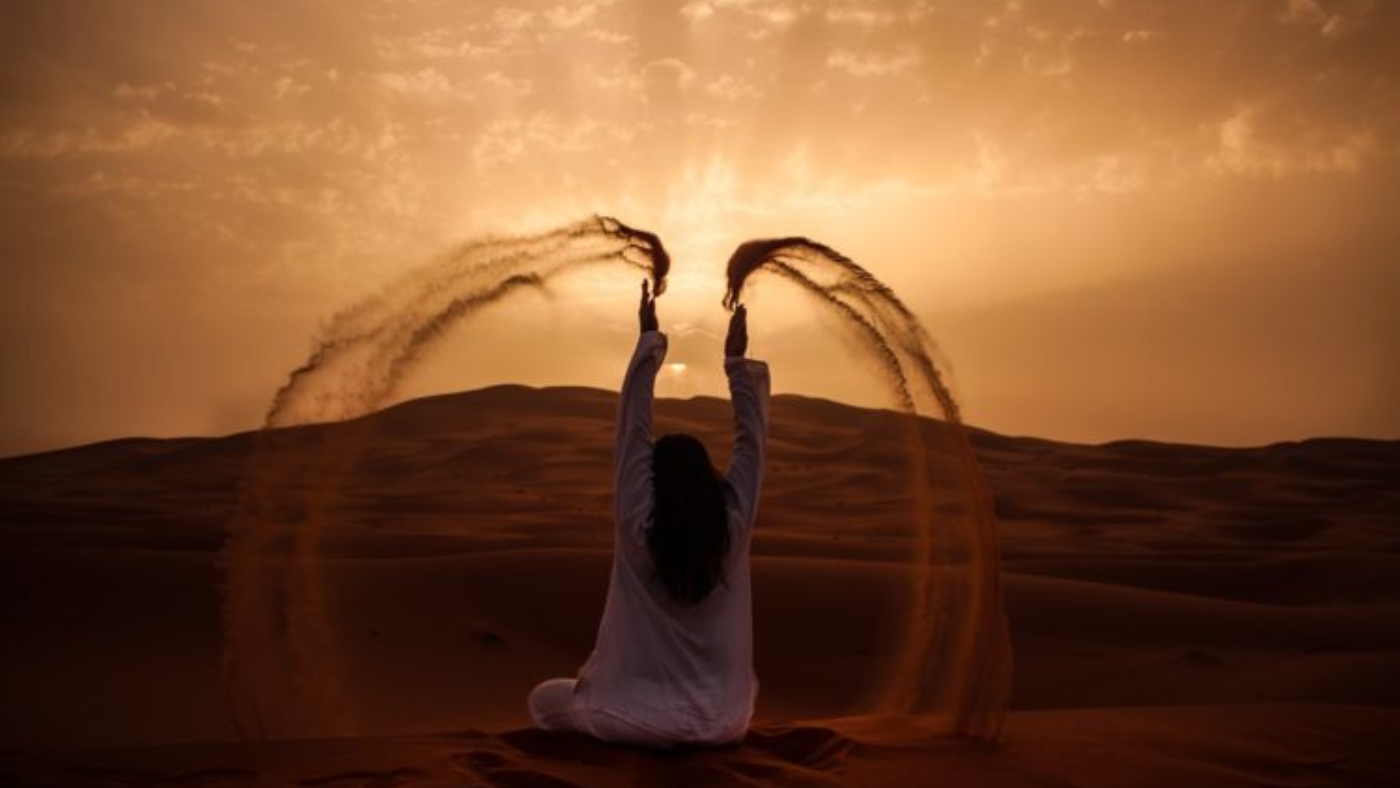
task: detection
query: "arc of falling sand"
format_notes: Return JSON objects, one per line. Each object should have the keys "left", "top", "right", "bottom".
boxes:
{"left": 725, "top": 238, "right": 1011, "bottom": 739}
{"left": 264, "top": 218, "right": 665, "bottom": 427}
{"left": 221, "top": 216, "right": 667, "bottom": 739}
{"left": 229, "top": 274, "right": 562, "bottom": 738}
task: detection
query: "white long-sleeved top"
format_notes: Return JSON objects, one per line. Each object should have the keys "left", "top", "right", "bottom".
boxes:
{"left": 575, "top": 330, "right": 771, "bottom": 743}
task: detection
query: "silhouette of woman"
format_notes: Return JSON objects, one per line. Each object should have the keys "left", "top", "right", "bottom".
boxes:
{"left": 527, "top": 280, "right": 771, "bottom": 748}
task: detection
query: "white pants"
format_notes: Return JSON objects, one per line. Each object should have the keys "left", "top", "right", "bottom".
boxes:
{"left": 528, "top": 678, "right": 747, "bottom": 749}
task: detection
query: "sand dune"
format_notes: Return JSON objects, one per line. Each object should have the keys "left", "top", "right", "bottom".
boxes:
{"left": 2, "top": 385, "right": 1397, "bottom": 785}
{"left": 8, "top": 705, "right": 1399, "bottom": 788}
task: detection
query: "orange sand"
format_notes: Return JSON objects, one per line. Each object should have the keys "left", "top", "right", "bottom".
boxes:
{"left": 2, "top": 385, "right": 1397, "bottom": 786}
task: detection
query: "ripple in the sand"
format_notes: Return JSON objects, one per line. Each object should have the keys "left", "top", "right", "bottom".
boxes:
{"left": 744, "top": 726, "right": 855, "bottom": 771}
{"left": 450, "top": 749, "right": 584, "bottom": 788}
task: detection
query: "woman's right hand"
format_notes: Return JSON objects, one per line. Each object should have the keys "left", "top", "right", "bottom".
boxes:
{"left": 639, "top": 279, "right": 659, "bottom": 334}
{"left": 725, "top": 303, "right": 747, "bottom": 358}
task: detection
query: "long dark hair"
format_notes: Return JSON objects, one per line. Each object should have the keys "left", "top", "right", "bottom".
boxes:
{"left": 648, "top": 433, "right": 731, "bottom": 606}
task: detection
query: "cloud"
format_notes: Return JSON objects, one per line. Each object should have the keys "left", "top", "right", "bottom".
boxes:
{"left": 195, "top": 121, "right": 337, "bottom": 159}
{"left": 681, "top": 0, "right": 800, "bottom": 27}
{"left": 483, "top": 70, "right": 533, "bottom": 97}
{"left": 1019, "top": 29, "right": 1083, "bottom": 79}
{"left": 824, "top": 4, "right": 899, "bottom": 28}
{"left": 826, "top": 46, "right": 922, "bottom": 76}
{"left": 705, "top": 74, "right": 762, "bottom": 100}
{"left": 1277, "top": 0, "right": 1366, "bottom": 39}
{"left": 1205, "top": 106, "right": 1378, "bottom": 177}
{"left": 585, "top": 28, "right": 631, "bottom": 44}
{"left": 824, "top": 1, "right": 937, "bottom": 28}
{"left": 491, "top": 7, "right": 537, "bottom": 31}
{"left": 983, "top": 0, "right": 1024, "bottom": 29}
{"left": 386, "top": 30, "right": 505, "bottom": 62}
{"left": 471, "top": 113, "right": 635, "bottom": 169}
{"left": 114, "top": 82, "right": 176, "bottom": 102}
{"left": 545, "top": 3, "right": 598, "bottom": 28}
{"left": 683, "top": 112, "right": 738, "bottom": 129}
{"left": 375, "top": 68, "right": 465, "bottom": 101}
{"left": 961, "top": 133, "right": 1150, "bottom": 198}
{"left": 1077, "top": 154, "right": 1146, "bottom": 196}
{"left": 589, "top": 57, "right": 700, "bottom": 99}
{"left": 749, "top": 1, "right": 800, "bottom": 27}
{"left": 274, "top": 76, "right": 311, "bottom": 100}
{"left": 51, "top": 171, "right": 201, "bottom": 199}
{"left": 1121, "top": 29, "right": 1159, "bottom": 44}
{"left": 680, "top": 2, "right": 714, "bottom": 22}
{"left": 0, "top": 113, "right": 178, "bottom": 159}
{"left": 1279, "top": 0, "right": 1328, "bottom": 25}
{"left": 643, "top": 58, "right": 699, "bottom": 91}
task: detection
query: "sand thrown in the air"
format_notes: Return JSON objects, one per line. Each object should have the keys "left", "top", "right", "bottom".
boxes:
{"left": 220, "top": 217, "right": 1010, "bottom": 740}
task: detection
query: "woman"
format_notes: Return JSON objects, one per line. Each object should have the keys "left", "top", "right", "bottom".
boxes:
{"left": 527, "top": 280, "right": 771, "bottom": 748}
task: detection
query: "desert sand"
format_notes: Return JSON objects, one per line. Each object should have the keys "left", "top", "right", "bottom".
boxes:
{"left": 2, "top": 385, "right": 1398, "bottom": 786}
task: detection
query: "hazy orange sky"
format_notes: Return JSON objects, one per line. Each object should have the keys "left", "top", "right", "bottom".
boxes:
{"left": 1, "top": 0, "right": 1397, "bottom": 455}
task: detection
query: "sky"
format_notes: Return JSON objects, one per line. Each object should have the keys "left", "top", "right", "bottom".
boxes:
{"left": 1, "top": 0, "right": 1397, "bottom": 455}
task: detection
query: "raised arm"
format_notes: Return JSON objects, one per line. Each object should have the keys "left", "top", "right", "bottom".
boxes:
{"left": 614, "top": 281, "right": 666, "bottom": 542}
{"left": 723, "top": 304, "right": 770, "bottom": 530}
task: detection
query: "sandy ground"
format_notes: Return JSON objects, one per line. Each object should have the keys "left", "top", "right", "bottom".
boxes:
{"left": 2, "top": 385, "right": 1398, "bottom": 786}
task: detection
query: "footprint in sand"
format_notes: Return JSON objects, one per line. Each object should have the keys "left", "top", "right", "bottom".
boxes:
{"left": 449, "top": 749, "right": 583, "bottom": 788}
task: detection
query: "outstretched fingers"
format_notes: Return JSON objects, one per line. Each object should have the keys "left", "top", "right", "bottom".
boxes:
{"left": 726, "top": 303, "right": 748, "bottom": 357}
{"left": 639, "top": 278, "right": 659, "bottom": 333}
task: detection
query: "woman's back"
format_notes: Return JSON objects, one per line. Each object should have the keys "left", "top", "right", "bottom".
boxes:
{"left": 576, "top": 483, "right": 758, "bottom": 742}
{"left": 528, "top": 289, "right": 769, "bottom": 748}
{"left": 577, "top": 328, "right": 770, "bottom": 744}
